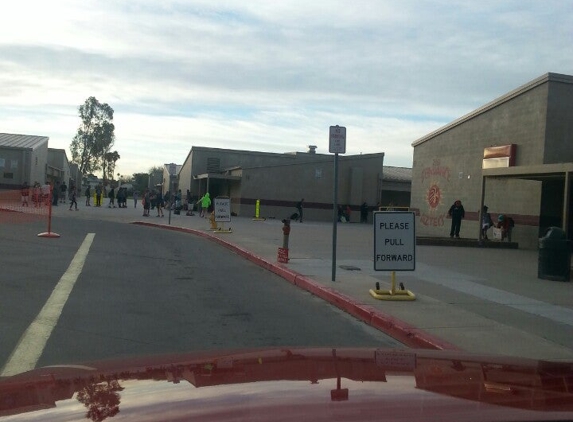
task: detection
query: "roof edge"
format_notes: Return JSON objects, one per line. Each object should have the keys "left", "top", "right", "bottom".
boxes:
{"left": 412, "top": 72, "right": 572, "bottom": 148}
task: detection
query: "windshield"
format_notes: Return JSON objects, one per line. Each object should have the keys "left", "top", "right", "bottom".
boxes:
{"left": 1, "top": 1, "right": 572, "bottom": 421}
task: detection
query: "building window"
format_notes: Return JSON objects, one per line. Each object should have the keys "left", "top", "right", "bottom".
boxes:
{"left": 3, "top": 172, "right": 14, "bottom": 179}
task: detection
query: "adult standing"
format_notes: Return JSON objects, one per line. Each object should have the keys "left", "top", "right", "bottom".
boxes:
{"left": 360, "top": 202, "right": 368, "bottom": 223}
{"left": 448, "top": 200, "right": 465, "bottom": 238}
{"left": 133, "top": 191, "right": 138, "bottom": 208}
{"left": 156, "top": 190, "right": 164, "bottom": 217}
{"left": 143, "top": 189, "right": 150, "bottom": 217}
{"left": 186, "top": 189, "right": 191, "bottom": 210}
{"left": 95, "top": 183, "right": 102, "bottom": 207}
{"left": 60, "top": 181, "right": 67, "bottom": 204}
{"left": 108, "top": 186, "right": 115, "bottom": 208}
{"left": 199, "top": 192, "right": 211, "bottom": 218}
{"left": 85, "top": 185, "right": 91, "bottom": 206}
{"left": 296, "top": 198, "right": 304, "bottom": 223}
{"left": 52, "top": 181, "right": 59, "bottom": 206}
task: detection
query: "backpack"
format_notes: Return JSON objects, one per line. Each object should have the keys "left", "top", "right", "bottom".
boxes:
{"left": 507, "top": 217, "right": 515, "bottom": 227}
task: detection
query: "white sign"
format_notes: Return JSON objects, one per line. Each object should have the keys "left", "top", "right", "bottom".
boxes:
{"left": 374, "top": 211, "right": 416, "bottom": 271}
{"left": 214, "top": 196, "right": 231, "bottom": 222}
{"left": 329, "top": 126, "right": 346, "bottom": 154}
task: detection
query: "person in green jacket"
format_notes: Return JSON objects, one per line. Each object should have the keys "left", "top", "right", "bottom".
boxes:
{"left": 199, "top": 192, "right": 211, "bottom": 218}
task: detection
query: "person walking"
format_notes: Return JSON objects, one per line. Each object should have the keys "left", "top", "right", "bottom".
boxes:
{"left": 85, "top": 185, "right": 91, "bottom": 206}
{"left": 296, "top": 198, "right": 304, "bottom": 222}
{"left": 69, "top": 186, "right": 78, "bottom": 211}
{"left": 448, "top": 200, "right": 465, "bottom": 238}
{"left": 199, "top": 192, "right": 211, "bottom": 218}
{"left": 133, "top": 191, "right": 138, "bottom": 208}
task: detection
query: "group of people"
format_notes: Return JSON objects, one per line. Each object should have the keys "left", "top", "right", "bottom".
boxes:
{"left": 448, "top": 200, "right": 514, "bottom": 241}
{"left": 337, "top": 204, "right": 353, "bottom": 223}
{"left": 480, "top": 205, "right": 515, "bottom": 241}
{"left": 139, "top": 189, "right": 212, "bottom": 218}
{"left": 20, "top": 181, "right": 79, "bottom": 210}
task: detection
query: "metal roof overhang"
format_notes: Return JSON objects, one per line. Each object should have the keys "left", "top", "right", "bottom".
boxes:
{"left": 482, "top": 163, "right": 573, "bottom": 182}
{"left": 479, "top": 163, "right": 573, "bottom": 240}
{"left": 193, "top": 173, "right": 242, "bottom": 181}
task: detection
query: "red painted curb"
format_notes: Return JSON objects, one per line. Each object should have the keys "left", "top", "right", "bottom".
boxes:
{"left": 131, "top": 221, "right": 460, "bottom": 351}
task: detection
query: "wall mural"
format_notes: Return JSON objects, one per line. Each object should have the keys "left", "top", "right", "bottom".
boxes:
{"left": 420, "top": 159, "right": 450, "bottom": 227}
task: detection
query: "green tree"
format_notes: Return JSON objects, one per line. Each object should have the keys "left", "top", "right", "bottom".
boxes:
{"left": 70, "top": 97, "right": 116, "bottom": 175}
{"left": 102, "top": 150, "right": 120, "bottom": 182}
{"left": 131, "top": 172, "right": 150, "bottom": 192}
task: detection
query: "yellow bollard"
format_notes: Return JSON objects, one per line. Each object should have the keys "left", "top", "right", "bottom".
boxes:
{"left": 369, "top": 271, "right": 416, "bottom": 301}
{"left": 252, "top": 199, "right": 266, "bottom": 221}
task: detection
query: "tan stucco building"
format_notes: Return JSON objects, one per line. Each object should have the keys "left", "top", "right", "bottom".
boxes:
{"left": 411, "top": 73, "right": 573, "bottom": 249}
{"left": 176, "top": 146, "right": 391, "bottom": 222}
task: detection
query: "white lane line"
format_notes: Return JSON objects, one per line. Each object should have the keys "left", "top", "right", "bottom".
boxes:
{"left": 1, "top": 233, "right": 95, "bottom": 377}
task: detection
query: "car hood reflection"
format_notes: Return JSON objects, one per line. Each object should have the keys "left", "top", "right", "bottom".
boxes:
{"left": 1, "top": 348, "right": 572, "bottom": 421}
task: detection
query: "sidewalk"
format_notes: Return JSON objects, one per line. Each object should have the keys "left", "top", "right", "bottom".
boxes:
{"left": 51, "top": 202, "right": 573, "bottom": 361}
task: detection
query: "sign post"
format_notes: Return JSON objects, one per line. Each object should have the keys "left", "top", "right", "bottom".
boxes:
{"left": 329, "top": 125, "right": 346, "bottom": 282}
{"left": 371, "top": 211, "right": 416, "bottom": 300}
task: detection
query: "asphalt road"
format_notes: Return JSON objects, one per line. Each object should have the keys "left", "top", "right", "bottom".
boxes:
{"left": 0, "top": 217, "right": 401, "bottom": 374}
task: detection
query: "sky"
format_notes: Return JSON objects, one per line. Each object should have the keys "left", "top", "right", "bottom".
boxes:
{"left": 1, "top": 1, "right": 572, "bottom": 178}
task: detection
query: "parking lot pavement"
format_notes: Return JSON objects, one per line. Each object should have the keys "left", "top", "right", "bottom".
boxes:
{"left": 51, "top": 201, "right": 573, "bottom": 361}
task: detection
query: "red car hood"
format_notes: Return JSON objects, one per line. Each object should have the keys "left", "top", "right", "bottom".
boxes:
{"left": 1, "top": 348, "right": 572, "bottom": 421}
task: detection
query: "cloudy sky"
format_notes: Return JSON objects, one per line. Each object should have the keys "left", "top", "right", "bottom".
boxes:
{"left": 1, "top": 1, "right": 571, "bottom": 177}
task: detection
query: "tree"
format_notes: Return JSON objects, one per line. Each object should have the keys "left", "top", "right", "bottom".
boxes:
{"left": 102, "top": 150, "right": 120, "bottom": 183}
{"left": 70, "top": 97, "right": 116, "bottom": 175}
{"left": 131, "top": 172, "right": 150, "bottom": 192}
{"left": 76, "top": 380, "right": 123, "bottom": 422}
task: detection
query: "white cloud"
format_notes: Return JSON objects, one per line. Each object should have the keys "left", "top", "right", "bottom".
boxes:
{"left": 1, "top": 0, "right": 572, "bottom": 176}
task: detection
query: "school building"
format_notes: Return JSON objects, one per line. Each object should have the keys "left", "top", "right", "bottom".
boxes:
{"left": 410, "top": 73, "right": 573, "bottom": 249}
{"left": 175, "top": 146, "right": 410, "bottom": 223}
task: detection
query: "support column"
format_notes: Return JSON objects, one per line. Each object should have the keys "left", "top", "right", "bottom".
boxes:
{"left": 478, "top": 175, "right": 486, "bottom": 241}
{"left": 563, "top": 171, "right": 571, "bottom": 236}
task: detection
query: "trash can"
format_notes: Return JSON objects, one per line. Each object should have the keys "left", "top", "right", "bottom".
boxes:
{"left": 538, "top": 227, "right": 571, "bottom": 281}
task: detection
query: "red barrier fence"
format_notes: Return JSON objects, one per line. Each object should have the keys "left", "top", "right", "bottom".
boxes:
{"left": 0, "top": 185, "right": 60, "bottom": 237}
